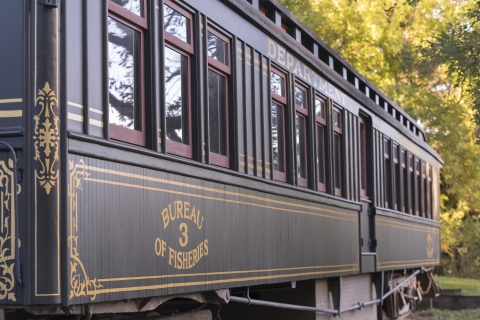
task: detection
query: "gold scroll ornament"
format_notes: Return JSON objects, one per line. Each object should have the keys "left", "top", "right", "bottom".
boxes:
{"left": 33, "top": 82, "right": 59, "bottom": 195}
{"left": 68, "top": 160, "right": 103, "bottom": 301}
{"left": 0, "top": 159, "right": 19, "bottom": 301}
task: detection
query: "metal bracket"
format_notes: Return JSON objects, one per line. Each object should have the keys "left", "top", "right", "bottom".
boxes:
{"left": 39, "top": 0, "right": 59, "bottom": 8}
{"left": 368, "top": 207, "right": 376, "bottom": 216}
{"left": 369, "top": 239, "right": 377, "bottom": 248}
{"left": 16, "top": 168, "right": 22, "bottom": 183}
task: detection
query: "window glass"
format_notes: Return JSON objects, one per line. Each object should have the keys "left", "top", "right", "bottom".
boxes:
{"left": 393, "top": 144, "right": 400, "bottom": 211}
{"left": 383, "top": 139, "right": 390, "bottom": 208}
{"left": 295, "top": 86, "right": 307, "bottom": 109}
{"left": 315, "top": 98, "right": 325, "bottom": 119}
{"left": 402, "top": 150, "right": 407, "bottom": 213}
{"left": 112, "top": 0, "right": 144, "bottom": 16}
{"left": 271, "top": 72, "right": 284, "bottom": 97}
{"left": 164, "top": 5, "right": 190, "bottom": 43}
{"left": 272, "top": 103, "right": 285, "bottom": 172}
{"left": 207, "top": 32, "right": 229, "bottom": 66}
{"left": 296, "top": 114, "right": 307, "bottom": 179}
{"left": 208, "top": 70, "right": 227, "bottom": 156}
{"left": 108, "top": 17, "right": 141, "bottom": 131}
{"left": 334, "top": 134, "right": 341, "bottom": 190}
{"left": 165, "top": 47, "right": 189, "bottom": 144}
{"left": 360, "top": 121, "right": 366, "bottom": 192}
{"left": 316, "top": 125, "right": 325, "bottom": 186}
{"left": 333, "top": 110, "right": 341, "bottom": 128}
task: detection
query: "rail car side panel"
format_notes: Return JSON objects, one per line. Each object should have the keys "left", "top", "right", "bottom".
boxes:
{"left": 66, "top": 150, "right": 360, "bottom": 304}
{"left": 375, "top": 210, "right": 440, "bottom": 270}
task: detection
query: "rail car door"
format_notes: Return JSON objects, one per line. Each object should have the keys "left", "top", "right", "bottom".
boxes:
{"left": 359, "top": 116, "right": 376, "bottom": 273}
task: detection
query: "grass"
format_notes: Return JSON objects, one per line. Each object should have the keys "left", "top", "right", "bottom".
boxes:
{"left": 435, "top": 276, "right": 480, "bottom": 295}
{"left": 414, "top": 309, "right": 480, "bottom": 320}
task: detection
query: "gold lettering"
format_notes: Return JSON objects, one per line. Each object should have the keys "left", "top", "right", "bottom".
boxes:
{"left": 278, "top": 47, "right": 286, "bottom": 66}
{"left": 335, "top": 88, "right": 343, "bottom": 104}
{"left": 314, "top": 73, "right": 320, "bottom": 88}
{"left": 161, "top": 207, "right": 169, "bottom": 229}
{"left": 319, "top": 77, "right": 328, "bottom": 93}
{"left": 286, "top": 52, "right": 294, "bottom": 69}
{"left": 177, "top": 251, "right": 182, "bottom": 269}
{"left": 179, "top": 222, "right": 189, "bottom": 247}
{"left": 184, "top": 201, "right": 190, "bottom": 219}
{"left": 161, "top": 239, "right": 209, "bottom": 269}
{"left": 267, "top": 38, "right": 277, "bottom": 59}
{"left": 176, "top": 200, "right": 184, "bottom": 218}
{"left": 161, "top": 239, "right": 166, "bottom": 257}
{"left": 304, "top": 65, "right": 311, "bottom": 83}
{"left": 191, "top": 206, "right": 197, "bottom": 224}
{"left": 199, "top": 242, "right": 204, "bottom": 260}
{"left": 193, "top": 247, "right": 198, "bottom": 264}
{"left": 168, "top": 247, "right": 175, "bottom": 266}
{"left": 168, "top": 203, "right": 175, "bottom": 222}
{"left": 155, "top": 238, "right": 162, "bottom": 256}
{"left": 294, "top": 61, "right": 303, "bottom": 77}
{"left": 197, "top": 213, "right": 204, "bottom": 229}
{"left": 182, "top": 251, "right": 188, "bottom": 270}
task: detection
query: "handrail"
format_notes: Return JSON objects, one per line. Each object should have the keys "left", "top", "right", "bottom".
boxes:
{"left": 0, "top": 141, "right": 23, "bottom": 286}
{"left": 227, "top": 269, "right": 422, "bottom": 316}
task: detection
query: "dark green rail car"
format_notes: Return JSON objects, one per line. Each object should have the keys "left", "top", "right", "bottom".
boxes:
{"left": 0, "top": 0, "right": 442, "bottom": 319}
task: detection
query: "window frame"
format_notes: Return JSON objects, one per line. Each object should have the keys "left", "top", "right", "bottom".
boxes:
{"left": 415, "top": 157, "right": 421, "bottom": 216}
{"left": 315, "top": 95, "right": 327, "bottom": 192}
{"left": 332, "top": 106, "right": 343, "bottom": 197}
{"left": 408, "top": 153, "right": 415, "bottom": 214}
{"left": 164, "top": 0, "right": 194, "bottom": 54}
{"left": 359, "top": 116, "right": 368, "bottom": 199}
{"left": 401, "top": 148, "right": 408, "bottom": 213}
{"left": 294, "top": 83, "right": 308, "bottom": 188}
{"left": 207, "top": 26, "right": 231, "bottom": 168}
{"left": 428, "top": 165, "right": 433, "bottom": 219}
{"left": 383, "top": 138, "right": 391, "bottom": 208}
{"left": 108, "top": 0, "right": 147, "bottom": 146}
{"left": 271, "top": 67, "right": 287, "bottom": 182}
{"left": 392, "top": 143, "right": 400, "bottom": 211}
{"left": 163, "top": 0, "right": 194, "bottom": 158}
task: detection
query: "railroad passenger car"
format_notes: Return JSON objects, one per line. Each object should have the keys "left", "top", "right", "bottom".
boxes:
{"left": 0, "top": 0, "right": 442, "bottom": 319}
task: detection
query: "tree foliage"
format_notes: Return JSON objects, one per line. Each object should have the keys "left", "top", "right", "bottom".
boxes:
{"left": 279, "top": 0, "right": 480, "bottom": 277}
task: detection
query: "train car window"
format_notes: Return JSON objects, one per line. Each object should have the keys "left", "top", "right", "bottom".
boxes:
{"left": 316, "top": 96, "right": 326, "bottom": 192}
{"left": 393, "top": 143, "right": 400, "bottom": 211}
{"left": 383, "top": 138, "right": 391, "bottom": 208}
{"left": 333, "top": 107, "right": 342, "bottom": 196}
{"left": 359, "top": 116, "right": 368, "bottom": 198}
{"left": 271, "top": 71, "right": 285, "bottom": 98}
{"left": 428, "top": 165, "right": 433, "bottom": 219}
{"left": 271, "top": 68, "right": 287, "bottom": 182}
{"left": 207, "top": 27, "right": 231, "bottom": 168}
{"left": 164, "top": 1, "right": 192, "bottom": 49}
{"left": 108, "top": 0, "right": 147, "bottom": 146}
{"left": 415, "top": 158, "right": 421, "bottom": 216}
{"left": 401, "top": 148, "right": 408, "bottom": 213}
{"left": 295, "top": 84, "right": 308, "bottom": 187}
{"left": 164, "top": 0, "right": 194, "bottom": 158}
{"left": 421, "top": 161, "right": 426, "bottom": 217}
{"left": 409, "top": 153, "right": 415, "bottom": 214}
{"left": 111, "top": 0, "right": 144, "bottom": 17}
